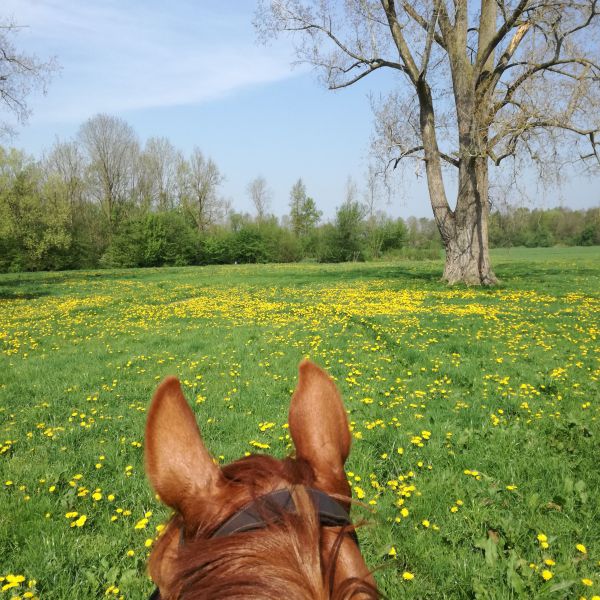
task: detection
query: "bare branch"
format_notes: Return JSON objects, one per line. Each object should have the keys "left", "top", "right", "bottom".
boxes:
{"left": 401, "top": 1, "right": 447, "bottom": 50}
{"left": 475, "top": 0, "right": 531, "bottom": 77}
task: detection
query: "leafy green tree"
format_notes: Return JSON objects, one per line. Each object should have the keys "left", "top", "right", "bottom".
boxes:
{"left": 289, "top": 179, "right": 322, "bottom": 239}
{"left": 0, "top": 147, "right": 71, "bottom": 271}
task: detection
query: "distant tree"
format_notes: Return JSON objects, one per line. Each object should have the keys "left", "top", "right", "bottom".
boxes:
{"left": 324, "top": 195, "right": 367, "bottom": 262}
{"left": 289, "top": 178, "right": 321, "bottom": 237}
{"left": 0, "top": 147, "right": 70, "bottom": 271}
{"left": 177, "top": 148, "right": 224, "bottom": 231}
{"left": 137, "top": 137, "right": 181, "bottom": 211}
{"left": 78, "top": 114, "right": 139, "bottom": 233}
{"left": 257, "top": 0, "right": 600, "bottom": 284}
{"left": 247, "top": 176, "right": 272, "bottom": 222}
{"left": 43, "top": 140, "right": 87, "bottom": 214}
{"left": 0, "top": 18, "right": 59, "bottom": 138}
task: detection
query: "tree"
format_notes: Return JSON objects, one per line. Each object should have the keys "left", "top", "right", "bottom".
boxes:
{"left": 247, "top": 175, "right": 272, "bottom": 222}
{"left": 177, "top": 148, "right": 224, "bottom": 231}
{"left": 78, "top": 114, "right": 139, "bottom": 233}
{"left": 0, "top": 18, "right": 59, "bottom": 138}
{"left": 257, "top": 0, "right": 600, "bottom": 284}
{"left": 137, "top": 137, "right": 181, "bottom": 211}
{"left": 289, "top": 178, "right": 322, "bottom": 237}
{"left": 0, "top": 147, "right": 70, "bottom": 271}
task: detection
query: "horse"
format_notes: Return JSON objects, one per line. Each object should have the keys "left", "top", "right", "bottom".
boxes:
{"left": 144, "top": 359, "right": 379, "bottom": 599}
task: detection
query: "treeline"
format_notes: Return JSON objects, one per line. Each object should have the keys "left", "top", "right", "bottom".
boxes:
{"left": 489, "top": 206, "right": 600, "bottom": 248}
{"left": 0, "top": 114, "right": 423, "bottom": 273}
{"left": 1, "top": 114, "right": 598, "bottom": 273}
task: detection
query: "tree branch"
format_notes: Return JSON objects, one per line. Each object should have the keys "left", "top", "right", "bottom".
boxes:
{"left": 475, "top": 0, "right": 531, "bottom": 77}
{"left": 401, "top": 1, "right": 447, "bottom": 50}
{"left": 380, "top": 0, "right": 419, "bottom": 83}
{"left": 390, "top": 145, "right": 460, "bottom": 168}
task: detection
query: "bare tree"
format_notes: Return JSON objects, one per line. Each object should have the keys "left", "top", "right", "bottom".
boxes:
{"left": 0, "top": 18, "right": 59, "bottom": 138}
{"left": 78, "top": 114, "right": 139, "bottom": 232}
{"left": 138, "top": 137, "right": 181, "bottom": 211}
{"left": 178, "top": 148, "right": 224, "bottom": 231}
{"left": 257, "top": 0, "right": 600, "bottom": 284}
{"left": 42, "top": 140, "right": 87, "bottom": 213}
{"left": 247, "top": 175, "right": 272, "bottom": 222}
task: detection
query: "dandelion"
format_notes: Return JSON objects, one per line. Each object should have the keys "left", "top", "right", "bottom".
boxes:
{"left": 576, "top": 544, "right": 587, "bottom": 554}
{"left": 354, "top": 486, "right": 365, "bottom": 499}
{"left": 71, "top": 515, "right": 87, "bottom": 527}
{"left": 1, "top": 574, "right": 26, "bottom": 591}
{"left": 402, "top": 572, "right": 415, "bottom": 581}
{"left": 581, "top": 579, "right": 593, "bottom": 587}
{"left": 541, "top": 570, "right": 553, "bottom": 581}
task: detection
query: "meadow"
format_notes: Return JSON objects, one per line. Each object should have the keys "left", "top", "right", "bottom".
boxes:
{"left": 1, "top": 246, "right": 599, "bottom": 599}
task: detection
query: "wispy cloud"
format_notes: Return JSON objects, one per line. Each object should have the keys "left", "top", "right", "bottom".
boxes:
{"left": 5, "top": 0, "right": 301, "bottom": 122}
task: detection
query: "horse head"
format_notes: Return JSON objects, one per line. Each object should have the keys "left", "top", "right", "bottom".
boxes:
{"left": 144, "top": 360, "right": 378, "bottom": 598}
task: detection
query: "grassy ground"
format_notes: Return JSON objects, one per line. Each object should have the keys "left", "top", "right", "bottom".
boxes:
{"left": 1, "top": 247, "right": 599, "bottom": 599}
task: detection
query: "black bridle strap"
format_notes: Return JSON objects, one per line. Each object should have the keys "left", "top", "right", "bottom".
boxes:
{"left": 210, "top": 487, "right": 358, "bottom": 543}
{"left": 149, "top": 488, "right": 358, "bottom": 599}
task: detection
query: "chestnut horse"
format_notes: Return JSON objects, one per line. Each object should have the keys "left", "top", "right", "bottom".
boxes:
{"left": 144, "top": 360, "right": 379, "bottom": 599}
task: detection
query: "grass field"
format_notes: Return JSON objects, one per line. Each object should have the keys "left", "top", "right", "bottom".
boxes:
{"left": 1, "top": 247, "right": 599, "bottom": 599}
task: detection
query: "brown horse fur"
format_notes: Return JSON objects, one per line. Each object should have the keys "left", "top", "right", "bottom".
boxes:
{"left": 145, "top": 360, "right": 379, "bottom": 599}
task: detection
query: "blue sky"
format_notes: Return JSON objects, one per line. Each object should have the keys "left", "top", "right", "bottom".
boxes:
{"left": 3, "top": 0, "right": 598, "bottom": 220}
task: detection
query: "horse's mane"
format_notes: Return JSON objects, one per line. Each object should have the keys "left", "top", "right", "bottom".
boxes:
{"left": 151, "top": 455, "right": 380, "bottom": 600}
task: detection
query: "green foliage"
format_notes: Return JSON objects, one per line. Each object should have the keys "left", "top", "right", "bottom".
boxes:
{"left": 489, "top": 206, "right": 600, "bottom": 248}
{"left": 0, "top": 147, "right": 72, "bottom": 272}
{"left": 289, "top": 178, "right": 321, "bottom": 238}
{"left": 318, "top": 200, "right": 367, "bottom": 262}
{"left": 1, "top": 142, "right": 598, "bottom": 274}
{"left": 101, "top": 211, "right": 198, "bottom": 268}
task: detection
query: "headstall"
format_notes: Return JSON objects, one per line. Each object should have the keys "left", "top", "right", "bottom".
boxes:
{"left": 149, "top": 487, "right": 358, "bottom": 599}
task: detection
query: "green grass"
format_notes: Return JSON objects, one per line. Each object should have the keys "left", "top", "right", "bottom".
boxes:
{"left": 1, "top": 247, "right": 599, "bottom": 599}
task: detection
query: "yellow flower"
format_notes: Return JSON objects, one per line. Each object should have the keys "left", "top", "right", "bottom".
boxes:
{"left": 1, "top": 574, "right": 26, "bottom": 591}
{"left": 71, "top": 515, "right": 87, "bottom": 527}
{"left": 354, "top": 486, "right": 365, "bottom": 499}
{"left": 544, "top": 559, "right": 555, "bottom": 566}
{"left": 422, "top": 519, "right": 430, "bottom": 528}
{"left": 388, "top": 546, "right": 397, "bottom": 557}
{"left": 402, "top": 572, "right": 414, "bottom": 581}
{"left": 537, "top": 533, "right": 548, "bottom": 542}
{"left": 541, "top": 570, "right": 553, "bottom": 581}
{"left": 135, "top": 518, "right": 149, "bottom": 529}
{"left": 581, "top": 579, "right": 593, "bottom": 587}
{"left": 576, "top": 544, "right": 587, "bottom": 554}
{"left": 400, "top": 508, "right": 409, "bottom": 518}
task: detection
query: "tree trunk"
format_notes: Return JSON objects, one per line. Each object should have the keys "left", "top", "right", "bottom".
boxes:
{"left": 442, "top": 156, "right": 498, "bottom": 285}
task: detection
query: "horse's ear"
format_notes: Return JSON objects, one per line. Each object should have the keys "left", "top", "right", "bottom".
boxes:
{"left": 145, "top": 377, "right": 224, "bottom": 521}
{"left": 289, "top": 360, "right": 351, "bottom": 496}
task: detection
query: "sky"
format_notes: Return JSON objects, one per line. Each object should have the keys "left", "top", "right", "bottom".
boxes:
{"left": 3, "top": 0, "right": 599, "bottom": 220}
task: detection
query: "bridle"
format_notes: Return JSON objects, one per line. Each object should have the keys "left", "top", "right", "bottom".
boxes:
{"left": 148, "top": 487, "right": 358, "bottom": 599}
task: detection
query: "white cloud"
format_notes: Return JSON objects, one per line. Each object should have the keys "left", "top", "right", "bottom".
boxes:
{"left": 5, "top": 0, "right": 302, "bottom": 122}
